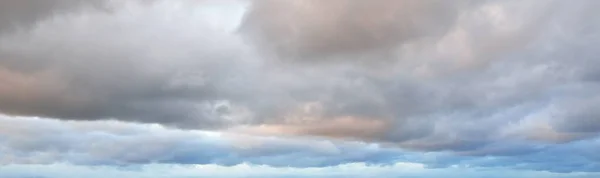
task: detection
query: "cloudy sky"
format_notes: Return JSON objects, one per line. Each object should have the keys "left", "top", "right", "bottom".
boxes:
{"left": 0, "top": 0, "right": 599, "bottom": 177}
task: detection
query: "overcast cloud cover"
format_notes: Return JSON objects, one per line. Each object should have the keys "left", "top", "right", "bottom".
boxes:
{"left": 0, "top": 0, "right": 599, "bottom": 177}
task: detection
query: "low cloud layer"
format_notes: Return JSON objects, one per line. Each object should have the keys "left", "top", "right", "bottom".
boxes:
{"left": 3, "top": 164, "right": 600, "bottom": 178}
{"left": 1, "top": 115, "right": 599, "bottom": 173}
{"left": 1, "top": 0, "right": 600, "bottom": 176}
{"left": 0, "top": 115, "right": 404, "bottom": 167}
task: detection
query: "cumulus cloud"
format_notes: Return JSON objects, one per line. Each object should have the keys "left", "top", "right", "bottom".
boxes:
{"left": 0, "top": 0, "right": 599, "bottom": 160}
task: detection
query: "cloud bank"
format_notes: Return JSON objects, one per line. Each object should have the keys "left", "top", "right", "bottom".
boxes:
{"left": 0, "top": 115, "right": 405, "bottom": 167}
{"left": 0, "top": 0, "right": 599, "bottom": 177}
{"left": 1, "top": 115, "right": 600, "bottom": 173}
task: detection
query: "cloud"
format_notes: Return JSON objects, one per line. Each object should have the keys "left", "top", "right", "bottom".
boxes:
{"left": 0, "top": 115, "right": 407, "bottom": 167}
{"left": 229, "top": 116, "right": 389, "bottom": 140}
{"left": 0, "top": 0, "right": 599, "bottom": 158}
{"left": 3, "top": 163, "right": 600, "bottom": 178}
{"left": 0, "top": 0, "right": 106, "bottom": 34}
{"left": 239, "top": 0, "right": 468, "bottom": 59}
{"left": 2, "top": 115, "right": 600, "bottom": 174}
{"left": 0, "top": 0, "right": 253, "bottom": 128}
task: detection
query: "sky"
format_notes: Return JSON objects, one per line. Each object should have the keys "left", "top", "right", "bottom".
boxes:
{"left": 0, "top": 0, "right": 599, "bottom": 177}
